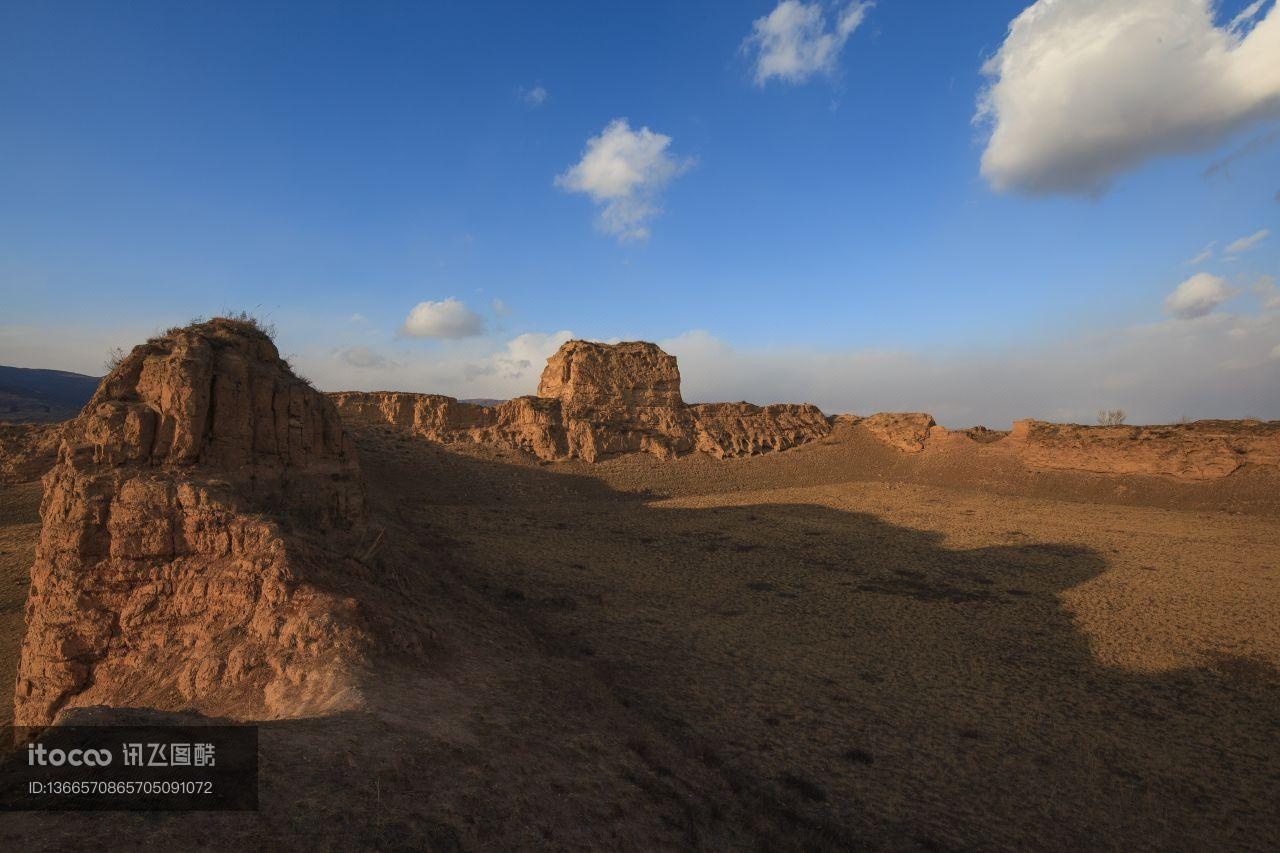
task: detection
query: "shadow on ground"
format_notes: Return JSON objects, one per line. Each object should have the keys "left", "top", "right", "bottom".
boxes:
{"left": 362, "top": 436, "right": 1280, "bottom": 851}
{"left": 1, "top": 430, "right": 1277, "bottom": 851}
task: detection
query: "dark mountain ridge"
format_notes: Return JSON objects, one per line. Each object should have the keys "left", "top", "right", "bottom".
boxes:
{"left": 0, "top": 365, "right": 100, "bottom": 422}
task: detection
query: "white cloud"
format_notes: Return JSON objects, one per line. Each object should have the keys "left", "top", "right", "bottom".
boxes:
{"left": 1226, "top": 228, "right": 1270, "bottom": 253}
{"left": 1164, "top": 272, "right": 1238, "bottom": 318}
{"left": 1255, "top": 275, "right": 1280, "bottom": 309}
{"left": 1230, "top": 0, "right": 1269, "bottom": 31}
{"left": 291, "top": 329, "right": 574, "bottom": 400}
{"left": 555, "top": 118, "right": 691, "bottom": 242}
{"left": 7, "top": 314, "right": 1277, "bottom": 427}
{"left": 491, "top": 298, "right": 511, "bottom": 317}
{"left": 977, "top": 0, "right": 1280, "bottom": 195}
{"left": 338, "top": 346, "right": 395, "bottom": 369}
{"left": 401, "top": 298, "right": 485, "bottom": 339}
{"left": 1185, "top": 243, "right": 1214, "bottom": 265}
{"left": 519, "top": 85, "right": 548, "bottom": 108}
{"left": 743, "top": 1, "right": 871, "bottom": 86}
{"left": 479, "top": 330, "right": 574, "bottom": 382}
{"left": 662, "top": 310, "right": 1280, "bottom": 427}
{"left": 348, "top": 313, "right": 368, "bottom": 324}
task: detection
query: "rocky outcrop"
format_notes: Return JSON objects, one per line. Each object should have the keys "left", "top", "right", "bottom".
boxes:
{"left": 1007, "top": 419, "right": 1280, "bottom": 481}
{"left": 690, "top": 403, "right": 831, "bottom": 458}
{"left": 960, "top": 425, "right": 1009, "bottom": 444}
{"left": 537, "top": 341, "right": 696, "bottom": 461}
{"left": 327, "top": 392, "right": 571, "bottom": 460}
{"left": 331, "top": 340, "right": 832, "bottom": 462}
{"left": 332, "top": 340, "right": 1275, "bottom": 481}
{"left": 854, "top": 412, "right": 940, "bottom": 453}
{"left": 15, "top": 318, "right": 376, "bottom": 728}
{"left": 538, "top": 341, "right": 684, "bottom": 411}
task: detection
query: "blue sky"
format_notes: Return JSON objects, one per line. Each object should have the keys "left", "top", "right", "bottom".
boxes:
{"left": 2, "top": 1, "right": 1278, "bottom": 425}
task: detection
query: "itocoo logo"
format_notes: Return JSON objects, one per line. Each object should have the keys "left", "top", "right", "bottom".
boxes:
{"left": 27, "top": 743, "right": 113, "bottom": 767}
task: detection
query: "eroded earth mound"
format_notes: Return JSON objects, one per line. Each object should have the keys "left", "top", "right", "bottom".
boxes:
{"left": 846, "top": 412, "right": 941, "bottom": 453}
{"left": 14, "top": 319, "right": 378, "bottom": 727}
{"left": 331, "top": 339, "right": 832, "bottom": 461}
{"left": 331, "top": 339, "right": 1280, "bottom": 483}
{"left": 1006, "top": 418, "right": 1280, "bottom": 480}
{"left": 833, "top": 413, "right": 1280, "bottom": 482}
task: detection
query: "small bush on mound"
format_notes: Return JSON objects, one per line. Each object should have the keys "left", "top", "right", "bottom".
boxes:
{"left": 220, "top": 310, "right": 277, "bottom": 340}
{"left": 103, "top": 346, "right": 126, "bottom": 372}
{"left": 163, "top": 312, "right": 278, "bottom": 342}
{"left": 1096, "top": 409, "right": 1126, "bottom": 426}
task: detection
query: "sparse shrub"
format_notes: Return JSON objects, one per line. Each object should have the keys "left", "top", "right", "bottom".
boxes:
{"left": 1096, "top": 409, "right": 1126, "bottom": 426}
{"left": 218, "top": 310, "right": 277, "bottom": 340}
{"left": 103, "top": 346, "right": 126, "bottom": 373}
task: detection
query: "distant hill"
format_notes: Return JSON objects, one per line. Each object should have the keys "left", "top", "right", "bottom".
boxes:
{"left": 460, "top": 398, "right": 507, "bottom": 407}
{"left": 0, "top": 365, "right": 100, "bottom": 422}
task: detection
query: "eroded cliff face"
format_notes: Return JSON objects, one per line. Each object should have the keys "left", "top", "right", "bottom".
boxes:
{"left": 327, "top": 392, "right": 572, "bottom": 460}
{"left": 331, "top": 340, "right": 832, "bottom": 462}
{"left": 538, "top": 341, "right": 684, "bottom": 410}
{"left": 325, "top": 338, "right": 1279, "bottom": 480}
{"left": 537, "top": 341, "right": 696, "bottom": 461}
{"left": 690, "top": 403, "right": 832, "bottom": 458}
{"left": 15, "top": 319, "right": 375, "bottom": 727}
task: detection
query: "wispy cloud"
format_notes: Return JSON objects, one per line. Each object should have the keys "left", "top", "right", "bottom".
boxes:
{"left": 299, "top": 329, "right": 575, "bottom": 399}
{"left": 1185, "top": 243, "right": 1214, "bottom": 266}
{"left": 1202, "top": 129, "right": 1279, "bottom": 179}
{"left": 1255, "top": 275, "right": 1280, "bottom": 310}
{"left": 743, "top": 1, "right": 872, "bottom": 86}
{"left": 977, "top": 0, "right": 1280, "bottom": 195}
{"left": 518, "top": 85, "right": 548, "bottom": 108}
{"left": 1225, "top": 229, "right": 1269, "bottom": 254}
{"left": 555, "top": 118, "right": 692, "bottom": 242}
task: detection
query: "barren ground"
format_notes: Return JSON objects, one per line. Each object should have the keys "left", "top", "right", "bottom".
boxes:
{"left": 2, "top": 421, "right": 1278, "bottom": 850}
{"left": 0, "top": 481, "right": 39, "bottom": 729}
